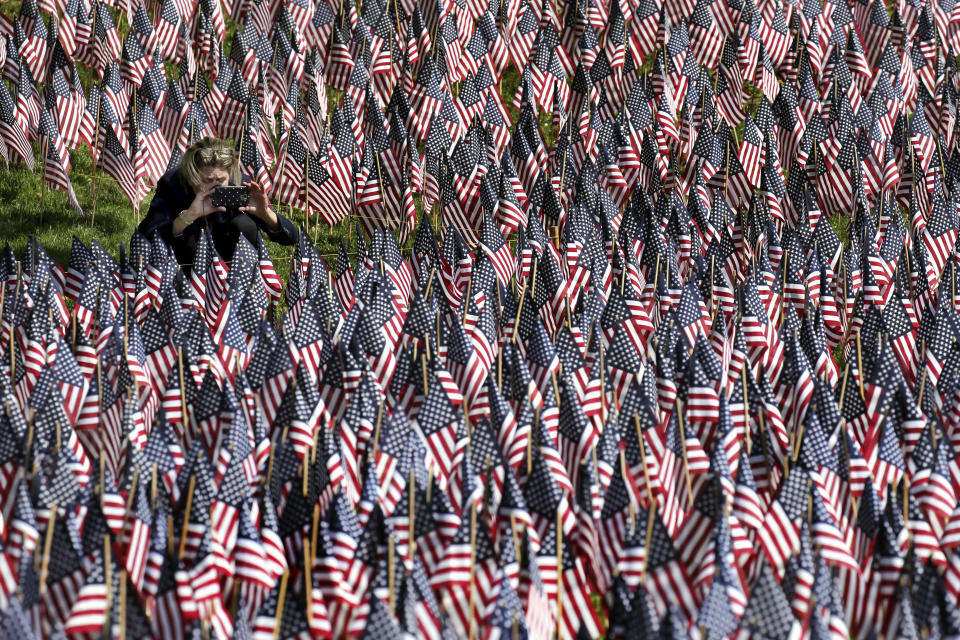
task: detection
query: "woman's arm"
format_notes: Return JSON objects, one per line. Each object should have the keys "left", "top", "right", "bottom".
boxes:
{"left": 169, "top": 212, "right": 193, "bottom": 237}
{"left": 140, "top": 173, "right": 223, "bottom": 240}
{"left": 138, "top": 176, "right": 176, "bottom": 240}
{"left": 240, "top": 181, "right": 299, "bottom": 245}
{"left": 259, "top": 209, "right": 299, "bottom": 244}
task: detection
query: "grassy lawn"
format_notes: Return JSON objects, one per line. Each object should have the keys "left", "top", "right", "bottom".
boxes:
{"left": 0, "top": 143, "right": 141, "bottom": 267}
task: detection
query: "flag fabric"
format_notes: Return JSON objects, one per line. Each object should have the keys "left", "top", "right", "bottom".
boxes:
{"left": 2, "top": 0, "right": 960, "bottom": 638}
{"left": 38, "top": 106, "right": 82, "bottom": 213}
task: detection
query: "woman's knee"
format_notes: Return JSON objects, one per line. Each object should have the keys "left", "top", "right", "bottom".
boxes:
{"left": 229, "top": 213, "right": 257, "bottom": 233}
{"left": 229, "top": 213, "right": 260, "bottom": 242}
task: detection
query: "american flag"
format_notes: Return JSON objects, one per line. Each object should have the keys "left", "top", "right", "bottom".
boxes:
{"left": 738, "top": 115, "right": 765, "bottom": 188}
{"left": 18, "top": 8, "right": 47, "bottom": 84}
{"left": 47, "top": 68, "right": 81, "bottom": 151}
{"left": 273, "top": 115, "right": 308, "bottom": 209}
{"left": 101, "top": 122, "right": 147, "bottom": 210}
{"left": 38, "top": 106, "right": 83, "bottom": 213}
{"left": 0, "top": 76, "right": 33, "bottom": 170}
{"left": 120, "top": 7, "right": 151, "bottom": 87}
{"left": 922, "top": 185, "right": 958, "bottom": 289}
{"left": 478, "top": 211, "right": 515, "bottom": 286}
{"left": 63, "top": 548, "right": 110, "bottom": 635}
{"left": 87, "top": 1, "right": 124, "bottom": 76}
{"left": 131, "top": 97, "right": 171, "bottom": 185}
{"left": 154, "top": 0, "right": 181, "bottom": 60}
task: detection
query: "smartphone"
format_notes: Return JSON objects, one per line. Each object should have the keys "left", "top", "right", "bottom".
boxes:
{"left": 211, "top": 185, "right": 250, "bottom": 209}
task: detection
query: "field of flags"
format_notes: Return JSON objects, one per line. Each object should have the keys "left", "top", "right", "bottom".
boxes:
{"left": 11, "top": 0, "right": 960, "bottom": 636}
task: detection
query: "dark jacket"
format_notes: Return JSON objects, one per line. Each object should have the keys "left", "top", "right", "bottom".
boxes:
{"left": 138, "top": 169, "right": 298, "bottom": 265}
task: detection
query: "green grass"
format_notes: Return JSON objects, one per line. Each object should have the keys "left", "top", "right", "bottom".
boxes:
{"left": 0, "top": 144, "right": 141, "bottom": 265}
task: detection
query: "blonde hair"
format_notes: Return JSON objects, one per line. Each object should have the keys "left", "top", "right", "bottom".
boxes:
{"left": 178, "top": 137, "right": 241, "bottom": 191}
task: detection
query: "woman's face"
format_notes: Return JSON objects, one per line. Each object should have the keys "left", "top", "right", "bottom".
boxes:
{"left": 195, "top": 166, "right": 230, "bottom": 193}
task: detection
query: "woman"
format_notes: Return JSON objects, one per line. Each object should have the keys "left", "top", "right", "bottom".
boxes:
{"left": 139, "top": 137, "right": 298, "bottom": 266}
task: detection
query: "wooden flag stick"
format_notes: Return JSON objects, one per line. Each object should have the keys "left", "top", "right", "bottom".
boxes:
{"left": 304, "top": 537, "right": 314, "bottom": 629}
{"left": 467, "top": 500, "right": 478, "bottom": 640}
{"left": 150, "top": 462, "right": 158, "bottom": 510}
{"left": 122, "top": 466, "right": 141, "bottom": 545}
{"left": 388, "top": 535, "right": 396, "bottom": 614}
{"left": 462, "top": 274, "right": 473, "bottom": 327}
{"left": 178, "top": 475, "right": 196, "bottom": 560}
{"left": 497, "top": 348, "right": 503, "bottom": 392}
{"left": 265, "top": 427, "right": 287, "bottom": 491}
{"left": 674, "top": 399, "right": 695, "bottom": 508}
{"left": 855, "top": 333, "right": 865, "bottom": 399}
{"left": 838, "top": 361, "right": 851, "bottom": 412}
{"left": 38, "top": 503, "right": 57, "bottom": 595}
{"left": 0, "top": 467, "right": 21, "bottom": 531}
{"left": 178, "top": 347, "right": 187, "bottom": 429}
{"left": 424, "top": 267, "right": 437, "bottom": 298}
{"left": 527, "top": 407, "right": 538, "bottom": 476}
{"left": 302, "top": 453, "right": 310, "bottom": 496}
{"left": 512, "top": 284, "right": 527, "bottom": 343}
{"left": 640, "top": 502, "right": 656, "bottom": 583}
{"left": 104, "top": 534, "right": 112, "bottom": 621}
{"left": 272, "top": 571, "right": 289, "bottom": 640}
{"left": 555, "top": 508, "right": 564, "bottom": 640}
{"left": 370, "top": 400, "right": 385, "bottom": 460}
{"left": 118, "top": 570, "right": 128, "bottom": 640}
{"left": 409, "top": 467, "right": 417, "bottom": 557}
{"left": 634, "top": 414, "right": 654, "bottom": 508}
{"left": 311, "top": 504, "right": 321, "bottom": 567}
{"left": 621, "top": 448, "right": 636, "bottom": 531}
{"left": 422, "top": 353, "right": 430, "bottom": 396}
{"left": 792, "top": 422, "right": 805, "bottom": 462}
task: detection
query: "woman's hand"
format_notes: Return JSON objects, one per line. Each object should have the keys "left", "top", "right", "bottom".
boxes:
{"left": 172, "top": 186, "right": 225, "bottom": 235}
{"left": 189, "top": 185, "right": 226, "bottom": 220}
{"left": 240, "top": 181, "right": 280, "bottom": 230}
